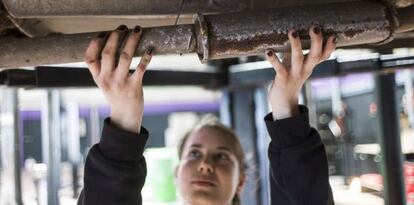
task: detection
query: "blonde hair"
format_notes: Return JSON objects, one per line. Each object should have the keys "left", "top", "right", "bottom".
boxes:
{"left": 177, "top": 114, "right": 246, "bottom": 205}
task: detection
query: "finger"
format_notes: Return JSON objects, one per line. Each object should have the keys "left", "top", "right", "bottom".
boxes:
{"left": 288, "top": 29, "right": 304, "bottom": 74}
{"left": 304, "top": 25, "right": 323, "bottom": 70}
{"left": 131, "top": 47, "right": 154, "bottom": 83}
{"left": 116, "top": 26, "right": 142, "bottom": 81}
{"left": 265, "top": 50, "right": 287, "bottom": 77}
{"left": 282, "top": 52, "right": 291, "bottom": 68}
{"left": 84, "top": 32, "right": 107, "bottom": 78}
{"left": 101, "top": 25, "right": 128, "bottom": 77}
{"left": 320, "top": 35, "right": 337, "bottom": 62}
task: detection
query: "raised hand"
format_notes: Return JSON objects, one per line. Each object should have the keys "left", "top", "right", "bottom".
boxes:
{"left": 266, "top": 26, "right": 336, "bottom": 120}
{"left": 84, "top": 25, "right": 153, "bottom": 133}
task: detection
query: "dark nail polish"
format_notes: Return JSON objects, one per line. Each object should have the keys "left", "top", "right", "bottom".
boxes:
{"left": 117, "top": 25, "right": 128, "bottom": 31}
{"left": 134, "top": 26, "right": 141, "bottom": 33}
{"left": 98, "top": 32, "right": 106, "bottom": 38}
{"left": 146, "top": 47, "right": 154, "bottom": 55}
{"left": 313, "top": 26, "right": 321, "bottom": 34}
{"left": 266, "top": 50, "right": 273, "bottom": 57}
{"left": 292, "top": 31, "right": 298, "bottom": 38}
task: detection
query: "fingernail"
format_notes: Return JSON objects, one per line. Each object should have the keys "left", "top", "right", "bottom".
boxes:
{"left": 266, "top": 50, "right": 273, "bottom": 57}
{"left": 98, "top": 32, "right": 106, "bottom": 38}
{"left": 333, "top": 35, "right": 338, "bottom": 44}
{"left": 146, "top": 47, "right": 154, "bottom": 55}
{"left": 313, "top": 26, "right": 321, "bottom": 34}
{"left": 117, "top": 25, "right": 128, "bottom": 31}
{"left": 134, "top": 26, "right": 141, "bottom": 33}
{"left": 292, "top": 31, "right": 298, "bottom": 38}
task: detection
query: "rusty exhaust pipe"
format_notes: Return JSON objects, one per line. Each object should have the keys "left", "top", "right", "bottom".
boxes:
{"left": 0, "top": 1, "right": 396, "bottom": 68}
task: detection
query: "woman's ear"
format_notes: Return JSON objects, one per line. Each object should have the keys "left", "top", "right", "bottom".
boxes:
{"left": 237, "top": 173, "right": 246, "bottom": 194}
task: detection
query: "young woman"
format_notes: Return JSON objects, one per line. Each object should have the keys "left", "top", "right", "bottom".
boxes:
{"left": 78, "top": 24, "right": 336, "bottom": 205}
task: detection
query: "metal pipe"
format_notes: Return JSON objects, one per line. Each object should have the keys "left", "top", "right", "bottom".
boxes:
{"left": 0, "top": 24, "right": 196, "bottom": 68}
{"left": 0, "top": 1, "right": 395, "bottom": 68}
{"left": 4, "top": 0, "right": 414, "bottom": 18}
{"left": 396, "top": 0, "right": 414, "bottom": 7}
{"left": 4, "top": 16, "right": 196, "bottom": 38}
{"left": 396, "top": 5, "right": 414, "bottom": 33}
{"left": 1, "top": 0, "right": 356, "bottom": 18}
{"left": 2, "top": 0, "right": 250, "bottom": 17}
{"left": 199, "top": 1, "right": 395, "bottom": 61}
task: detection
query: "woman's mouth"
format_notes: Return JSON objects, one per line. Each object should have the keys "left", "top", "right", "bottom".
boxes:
{"left": 191, "top": 180, "right": 216, "bottom": 187}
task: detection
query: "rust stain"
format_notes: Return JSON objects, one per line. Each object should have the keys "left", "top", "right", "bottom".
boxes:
{"left": 344, "top": 29, "right": 362, "bottom": 39}
{"left": 210, "top": 32, "right": 288, "bottom": 54}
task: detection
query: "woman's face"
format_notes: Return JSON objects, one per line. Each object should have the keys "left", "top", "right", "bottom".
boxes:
{"left": 176, "top": 127, "right": 245, "bottom": 205}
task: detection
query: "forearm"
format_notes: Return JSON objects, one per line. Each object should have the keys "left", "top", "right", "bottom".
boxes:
{"left": 78, "top": 118, "right": 149, "bottom": 205}
{"left": 79, "top": 145, "right": 146, "bottom": 205}
{"left": 265, "top": 107, "right": 332, "bottom": 204}
{"left": 269, "top": 139, "right": 332, "bottom": 205}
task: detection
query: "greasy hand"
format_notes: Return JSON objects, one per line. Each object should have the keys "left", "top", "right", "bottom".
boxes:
{"left": 84, "top": 25, "right": 153, "bottom": 133}
{"left": 266, "top": 26, "right": 336, "bottom": 120}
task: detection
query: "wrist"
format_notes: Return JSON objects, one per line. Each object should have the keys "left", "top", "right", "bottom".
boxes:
{"left": 271, "top": 105, "right": 300, "bottom": 120}
{"left": 110, "top": 110, "right": 143, "bottom": 133}
{"left": 270, "top": 98, "right": 299, "bottom": 120}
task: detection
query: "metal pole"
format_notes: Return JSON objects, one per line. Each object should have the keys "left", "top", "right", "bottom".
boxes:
{"left": 254, "top": 87, "right": 271, "bottom": 205}
{"left": 89, "top": 106, "right": 100, "bottom": 148}
{"left": 13, "top": 89, "right": 23, "bottom": 205}
{"left": 331, "top": 78, "right": 342, "bottom": 118}
{"left": 374, "top": 72, "right": 406, "bottom": 205}
{"left": 404, "top": 65, "right": 414, "bottom": 128}
{"left": 41, "top": 90, "right": 61, "bottom": 205}
{"left": 66, "top": 100, "right": 81, "bottom": 198}
{"left": 219, "top": 90, "right": 232, "bottom": 127}
{"left": 304, "top": 80, "right": 318, "bottom": 128}
{"left": 232, "top": 90, "right": 261, "bottom": 205}
{"left": 330, "top": 77, "right": 353, "bottom": 184}
{"left": 40, "top": 92, "right": 49, "bottom": 205}
{"left": 0, "top": 88, "right": 23, "bottom": 205}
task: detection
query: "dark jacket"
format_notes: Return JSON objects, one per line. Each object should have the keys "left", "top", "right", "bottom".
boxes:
{"left": 77, "top": 105, "right": 333, "bottom": 205}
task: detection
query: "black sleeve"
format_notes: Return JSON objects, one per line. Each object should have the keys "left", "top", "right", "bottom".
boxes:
{"left": 265, "top": 105, "right": 334, "bottom": 205}
{"left": 77, "top": 118, "right": 149, "bottom": 205}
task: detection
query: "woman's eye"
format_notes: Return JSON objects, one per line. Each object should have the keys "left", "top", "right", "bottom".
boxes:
{"left": 188, "top": 150, "right": 201, "bottom": 158}
{"left": 217, "top": 153, "right": 230, "bottom": 161}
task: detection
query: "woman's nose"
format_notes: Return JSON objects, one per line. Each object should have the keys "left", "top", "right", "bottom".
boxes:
{"left": 197, "top": 157, "right": 214, "bottom": 174}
